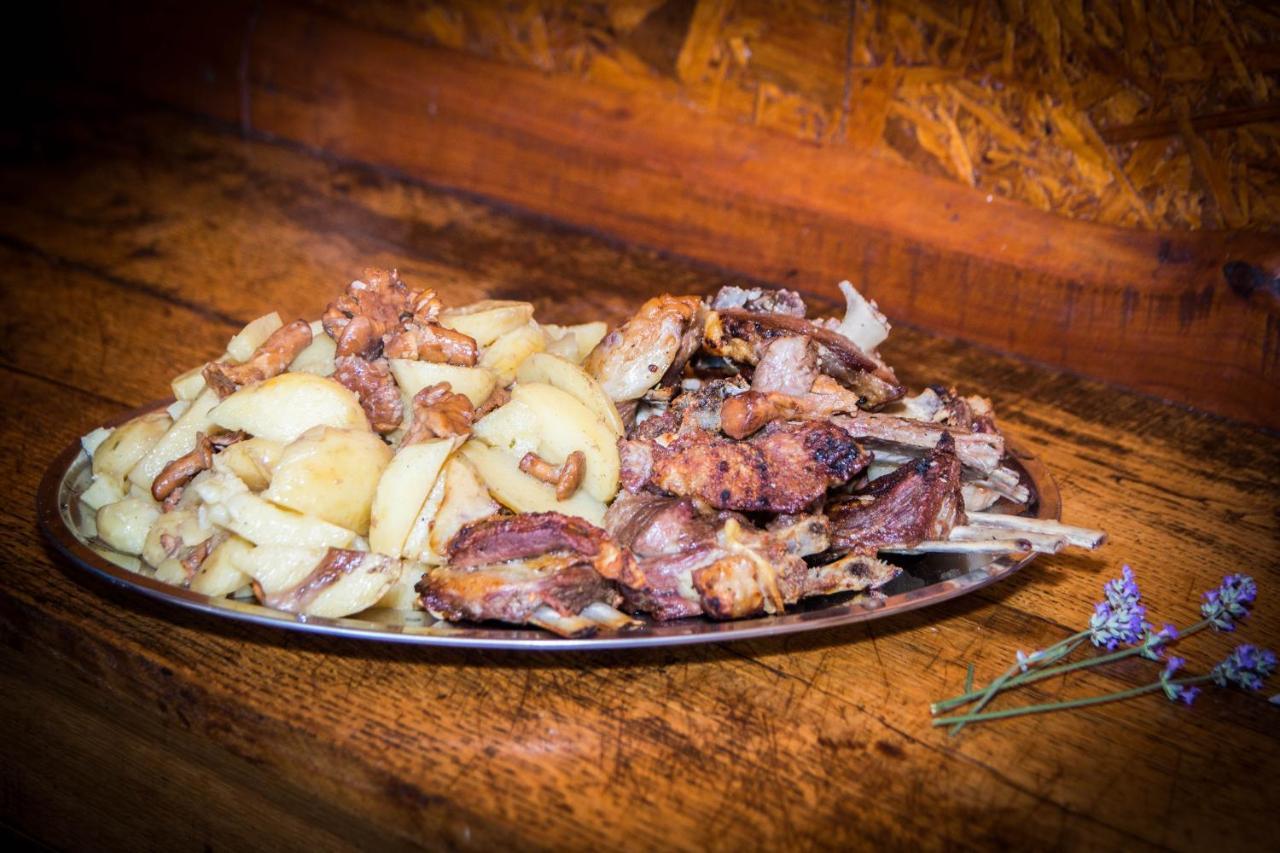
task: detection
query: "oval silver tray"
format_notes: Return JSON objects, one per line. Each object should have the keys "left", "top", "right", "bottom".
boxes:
{"left": 38, "top": 402, "right": 1058, "bottom": 650}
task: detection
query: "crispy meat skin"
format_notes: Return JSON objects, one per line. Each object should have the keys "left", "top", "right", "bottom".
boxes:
{"left": 203, "top": 320, "right": 314, "bottom": 398}
{"left": 419, "top": 556, "right": 620, "bottom": 624}
{"left": 332, "top": 355, "right": 403, "bottom": 433}
{"left": 447, "top": 512, "right": 633, "bottom": 581}
{"left": 620, "top": 419, "right": 869, "bottom": 513}
{"left": 827, "top": 433, "right": 966, "bottom": 553}
{"left": 401, "top": 382, "right": 474, "bottom": 445}
{"left": 584, "top": 294, "right": 703, "bottom": 401}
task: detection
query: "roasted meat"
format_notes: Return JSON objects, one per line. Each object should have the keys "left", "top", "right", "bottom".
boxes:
{"left": 827, "top": 433, "right": 966, "bottom": 554}
{"left": 710, "top": 285, "right": 806, "bottom": 317}
{"left": 620, "top": 419, "right": 869, "bottom": 513}
{"left": 421, "top": 513, "right": 637, "bottom": 636}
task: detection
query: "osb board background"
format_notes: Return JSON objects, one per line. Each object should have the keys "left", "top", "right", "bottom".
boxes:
{"left": 312, "top": 0, "right": 1280, "bottom": 233}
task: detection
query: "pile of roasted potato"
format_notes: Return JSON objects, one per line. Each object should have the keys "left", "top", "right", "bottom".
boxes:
{"left": 78, "top": 296, "right": 618, "bottom": 618}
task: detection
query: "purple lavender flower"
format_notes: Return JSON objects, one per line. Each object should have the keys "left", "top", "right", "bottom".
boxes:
{"left": 1211, "top": 644, "right": 1278, "bottom": 691}
{"left": 1159, "top": 656, "right": 1200, "bottom": 704}
{"left": 1090, "top": 566, "right": 1148, "bottom": 650}
{"left": 1201, "top": 574, "right": 1258, "bottom": 632}
{"left": 1139, "top": 623, "right": 1179, "bottom": 661}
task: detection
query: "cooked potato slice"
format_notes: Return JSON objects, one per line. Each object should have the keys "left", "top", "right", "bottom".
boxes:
{"left": 459, "top": 441, "right": 605, "bottom": 525}
{"left": 238, "top": 545, "right": 402, "bottom": 618}
{"left": 127, "top": 391, "right": 218, "bottom": 491}
{"left": 79, "top": 474, "right": 126, "bottom": 512}
{"left": 375, "top": 563, "right": 427, "bottom": 610}
{"left": 516, "top": 352, "right": 624, "bottom": 435}
{"left": 171, "top": 364, "right": 208, "bottom": 402}
{"left": 401, "top": 468, "right": 447, "bottom": 564}
{"left": 368, "top": 437, "right": 461, "bottom": 558}
{"left": 96, "top": 497, "right": 162, "bottom": 556}
{"left": 471, "top": 397, "right": 540, "bottom": 459}
{"left": 190, "top": 535, "right": 254, "bottom": 596}
{"left": 191, "top": 470, "right": 251, "bottom": 506}
{"left": 512, "top": 383, "right": 620, "bottom": 502}
{"left": 479, "top": 322, "right": 547, "bottom": 383}
{"left": 209, "top": 373, "right": 369, "bottom": 443}
{"left": 428, "top": 456, "right": 499, "bottom": 558}
{"left": 225, "top": 311, "right": 283, "bottom": 362}
{"left": 262, "top": 427, "right": 392, "bottom": 535}
{"left": 212, "top": 436, "right": 285, "bottom": 492}
{"left": 80, "top": 426, "right": 114, "bottom": 458}
{"left": 543, "top": 321, "right": 608, "bottom": 363}
{"left": 288, "top": 320, "right": 337, "bottom": 376}
{"left": 205, "top": 492, "right": 357, "bottom": 549}
{"left": 388, "top": 359, "right": 497, "bottom": 408}
{"left": 94, "top": 411, "right": 172, "bottom": 483}
{"left": 142, "top": 508, "right": 213, "bottom": 569}
{"left": 439, "top": 300, "right": 534, "bottom": 347}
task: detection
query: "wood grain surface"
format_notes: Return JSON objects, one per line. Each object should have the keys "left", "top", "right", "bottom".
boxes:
{"left": 1, "top": 105, "right": 1278, "bottom": 851}
{"left": 46, "top": 0, "right": 1280, "bottom": 430}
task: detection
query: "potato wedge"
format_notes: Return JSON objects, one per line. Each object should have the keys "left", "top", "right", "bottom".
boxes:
{"left": 127, "top": 389, "right": 219, "bottom": 491}
{"left": 288, "top": 320, "right": 337, "bottom": 376}
{"left": 209, "top": 373, "right": 369, "bottom": 443}
{"left": 212, "top": 436, "right": 285, "bottom": 492}
{"left": 80, "top": 426, "right": 114, "bottom": 458}
{"left": 479, "top": 322, "right": 547, "bottom": 383}
{"left": 388, "top": 360, "right": 497, "bottom": 408}
{"left": 142, "top": 507, "right": 214, "bottom": 570}
{"left": 205, "top": 492, "right": 357, "bottom": 549}
{"left": 79, "top": 474, "right": 126, "bottom": 512}
{"left": 263, "top": 426, "right": 393, "bottom": 535}
{"left": 171, "top": 364, "right": 208, "bottom": 402}
{"left": 401, "top": 467, "right": 447, "bottom": 565}
{"left": 368, "top": 437, "right": 461, "bottom": 558}
{"left": 225, "top": 311, "right": 283, "bottom": 362}
{"left": 427, "top": 456, "right": 499, "bottom": 558}
{"left": 237, "top": 546, "right": 402, "bottom": 618}
{"left": 96, "top": 497, "right": 162, "bottom": 556}
{"left": 375, "top": 563, "right": 427, "bottom": 610}
{"left": 471, "top": 396, "right": 540, "bottom": 459}
{"left": 94, "top": 411, "right": 173, "bottom": 483}
{"left": 516, "top": 352, "right": 624, "bottom": 435}
{"left": 511, "top": 383, "right": 620, "bottom": 502}
{"left": 543, "top": 321, "right": 608, "bottom": 363}
{"left": 439, "top": 299, "right": 534, "bottom": 347}
{"left": 190, "top": 535, "right": 255, "bottom": 596}
{"left": 459, "top": 441, "right": 605, "bottom": 525}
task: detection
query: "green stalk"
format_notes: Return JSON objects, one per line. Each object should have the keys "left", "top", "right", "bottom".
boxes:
{"left": 947, "top": 630, "right": 1089, "bottom": 736}
{"left": 932, "top": 675, "right": 1213, "bottom": 727}
{"left": 932, "top": 619, "right": 1214, "bottom": 715}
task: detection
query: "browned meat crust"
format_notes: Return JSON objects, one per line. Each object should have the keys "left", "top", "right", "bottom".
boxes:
{"left": 604, "top": 492, "right": 716, "bottom": 558}
{"left": 447, "top": 512, "right": 633, "bottom": 581}
{"left": 332, "top": 355, "right": 403, "bottom": 433}
{"left": 827, "top": 433, "right": 966, "bottom": 554}
{"left": 203, "top": 320, "right": 314, "bottom": 398}
{"left": 620, "top": 420, "right": 869, "bottom": 513}
{"left": 400, "top": 382, "right": 474, "bottom": 445}
{"left": 419, "top": 555, "right": 620, "bottom": 625}
{"left": 751, "top": 335, "right": 818, "bottom": 395}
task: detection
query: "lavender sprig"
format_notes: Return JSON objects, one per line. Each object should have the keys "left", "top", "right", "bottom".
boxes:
{"left": 933, "top": 645, "right": 1274, "bottom": 728}
{"left": 931, "top": 569, "right": 1265, "bottom": 722}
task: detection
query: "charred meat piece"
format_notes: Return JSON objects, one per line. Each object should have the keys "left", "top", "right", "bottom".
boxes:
{"left": 203, "top": 320, "right": 314, "bottom": 398}
{"left": 584, "top": 295, "right": 704, "bottom": 401}
{"left": 704, "top": 308, "right": 904, "bottom": 406}
{"left": 710, "top": 285, "right": 807, "bottom": 317}
{"left": 827, "top": 433, "right": 966, "bottom": 554}
{"left": 604, "top": 492, "right": 716, "bottom": 558}
{"left": 750, "top": 335, "right": 819, "bottom": 396}
{"left": 630, "top": 377, "right": 746, "bottom": 441}
{"left": 332, "top": 355, "right": 403, "bottom": 433}
{"left": 447, "top": 512, "right": 634, "bottom": 581}
{"left": 423, "top": 512, "right": 635, "bottom": 636}
{"left": 621, "top": 419, "right": 869, "bottom": 513}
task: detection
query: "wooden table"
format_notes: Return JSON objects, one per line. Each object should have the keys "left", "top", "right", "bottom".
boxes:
{"left": 2, "top": 106, "right": 1277, "bottom": 851}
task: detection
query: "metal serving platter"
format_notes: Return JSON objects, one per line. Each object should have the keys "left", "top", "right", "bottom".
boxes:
{"left": 38, "top": 402, "right": 1058, "bottom": 650}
